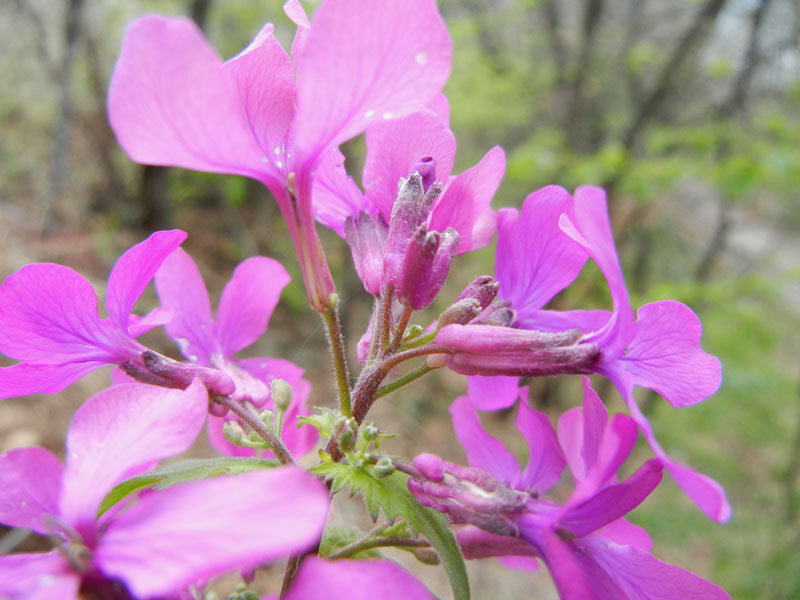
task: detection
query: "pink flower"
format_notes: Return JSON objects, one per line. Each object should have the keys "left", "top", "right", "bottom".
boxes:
{"left": 154, "top": 248, "right": 316, "bottom": 459}
{"left": 409, "top": 381, "right": 730, "bottom": 600}
{"left": 108, "top": 0, "right": 452, "bottom": 311}
{"left": 0, "top": 381, "right": 329, "bottom": 599}
{"left": 460, "top": 185, "right": 730, "bottom": 522}
{"left": 0, "top": 230, "right": 186, "bottom": 399}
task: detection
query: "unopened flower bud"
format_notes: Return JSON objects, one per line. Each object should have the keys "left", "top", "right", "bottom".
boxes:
{"left": 411, "top": 547, "right": 440, "bottom": 565}
{"left": 337, "top": 418, "right": 357, "bottom": 453}
{"left": 208, "top": 398, "right": 230, "bottom": 417}
{"left": 222, "top": 421, "right": 247, "bottom": 445}
{"left": 270, "top": 378, "right": 293, "bottom": 412}
{"left": 396, "top": 226, "right": 460, "bottom": 310}
{"left": 457, "top": 275, "right": 499, "bottom": 309}
{"left": 438, "top": 298, "right": 482, "bottom": 328}
{"left": 409, "top": 155, "right": 436, "bottom": 192}
{"left": 344, "top": 212, "right": 387, "bottom": 295}
{"left": 404, "top": 324, "right": 424, "bottom": 341}
{"left": 362, "top": 424, "right": 379, "bottom": 442}
{"left": 384, "top": 174, "right": 425, "bottom": 287}
{"left": 374, "top": 456, "right": 396, "bottom": 477}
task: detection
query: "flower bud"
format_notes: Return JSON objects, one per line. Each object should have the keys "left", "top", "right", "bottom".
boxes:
{"left": 409, "top": 155, "right": 436, "bottom": 192}
{"left": 270, "top": 378, "right": 293, "bottom": 412}
{"left": 438, "top": 298, "right": 482, "bottom": 329}
{"left": 344, "top": 211, "right": 387, "bottom": 295}
{"left": 222, "top": 421, "right": 247, "bottom": 445}
{"left": 374, "top": 456, "right": 396, "bottom": 477}
{"left": 471, "top": 299, "right": 515, "bottom": 327}
{"left": 362, "top": 424, "right": 380, "bottom": 442}
{"left": 407, "top": 453, "right": 527, "bottom": 536}
{"left": 457, "top": 275, "right": 499, "bottom": 309}
{"left": 396, "top": 226, "right": 460, "bottom": 310}
{"left": 337, "top": 418, "right": 357, "bottom": 453}
{"left": 383, "top": 174, "right": 424, "bottom": 287}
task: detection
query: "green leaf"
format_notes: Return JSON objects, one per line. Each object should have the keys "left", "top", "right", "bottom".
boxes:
{"left": 98, "top": 457, "right": 279, "bottom": 517}
{"left": 318, "top": 524, "right": 382, "bottom": 559}
{"left": 311, "top": 462, "right": 470, "bottom": 600}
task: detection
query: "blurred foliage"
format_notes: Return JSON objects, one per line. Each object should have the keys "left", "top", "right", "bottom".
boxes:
{"left": 1, "top": 0, "right": 799, "bottom": 598}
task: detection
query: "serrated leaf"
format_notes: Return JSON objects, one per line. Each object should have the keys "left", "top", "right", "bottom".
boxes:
{"left": 298, "top": 407, "right": 341, "bottom": 437}
{"left": 98, "top": 457, "right": 279, "bottom": 517}
{"left": 318, "top": 524, "right": 382, "bottom": 559}
{"left": 310, "top": 462, "right": 470, "bottom": 600}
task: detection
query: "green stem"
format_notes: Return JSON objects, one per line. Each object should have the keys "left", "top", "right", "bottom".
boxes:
{"left": 374, "top": 364, "right": 434, "bottom": 399}
{"left": 322, "top": 299, "right": 352, "bottom": 417}
{"left": 396, "top": 330, "right": 437, "bottom": 352}
{"left": 326, "top": 536, "right": 432, "bottom": 560}
{"left": 387, "top": 305, "right": 414, "bottom": 354}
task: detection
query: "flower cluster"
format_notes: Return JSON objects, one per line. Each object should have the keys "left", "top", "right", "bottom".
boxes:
{"left": 0, "top": 1, "right": 730, "bottom": 598}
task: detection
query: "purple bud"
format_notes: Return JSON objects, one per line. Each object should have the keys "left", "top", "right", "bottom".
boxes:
{"left": 383, "top": 174, "right": 424, "bottom": 288}
{"left": 396, "top": 225, "right": 440, "bottom": 309}
{"left": 438, "top": 298, "right": 482, "bottom": 328}
{"left": 434, "top": 324, "right": 600, "bottom": 377}
{"left": 457, "top": 276, "right": 499, "bottom": 310}
{"left": 344, "top": 211, "right": 387, "bottom": 295}
{"left": 409, "top": 155, "right": 436, "bottom": 192}
{"left": 408, "top": 453, "right": 528, "bottom": 536}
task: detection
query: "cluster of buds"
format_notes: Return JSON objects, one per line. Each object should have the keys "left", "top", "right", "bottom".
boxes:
{"left": 345, "top": 157, "right": 460, "bottom": 310}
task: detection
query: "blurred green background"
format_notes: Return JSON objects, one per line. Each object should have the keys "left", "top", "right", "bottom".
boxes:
{"left": 1, "top": 0, "right": 799, "bottom": 598}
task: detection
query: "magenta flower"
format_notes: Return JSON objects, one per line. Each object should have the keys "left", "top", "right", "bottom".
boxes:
{"left": 0, "top": 230, "right": 186, "bottom": 399}
{"left": 409, "top": 381, "right": 730, "bottom": 600}
{"left": 0, "top": 381, "right": 330, "bottom": 599}
{"left": 108, "top": 0, "right": 452, "bottom": 311}
{"left": 450, "top": 184, "right": 730, "bottom": 522}
{"left": 154, "top": 248, "right": 316, "bottom": 459}
{"left": 277, "top": 557, "right": 434, "bottom": 599}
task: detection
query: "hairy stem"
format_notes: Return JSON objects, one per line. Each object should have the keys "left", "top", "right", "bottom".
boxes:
{"left": 322, "top": 299, "right": 352, "bottom": 417}
{"left": 216, "top": 397, "right": 294, "bottom": 466}
{"left": 374, "top": 364, "right": 434, "bottom": 399}
{"left": 387, "top": 305, "right": 414, "bottom": 354}
{"left": 326, "top": 535, "right": 431, "bottom": 560}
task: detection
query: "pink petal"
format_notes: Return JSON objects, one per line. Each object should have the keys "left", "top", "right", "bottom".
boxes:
{"left": 0, "top": 447, "right": 63, "bottom": 534}
{"left": 284, "top": 557, "right": 433, "bottom": 600}
{"left": 467, "top": 374, "right": 520, "bottom": 411}
{"left": 292, "top": 0, "right": 452, "bottom": 167}
{"left": 427, "top": 93, "right": 450, "bottom": 125}
{"left": 622, "top": 301, "right": 722, "bottom": 407}
{"left": 457, "top": 526, "right": 539, "bottom": 562}
{"left": 106, "top": 230, "right": 187, "bottom": 332}
{"left": 449, "top": 396, "right": 521, "bottom": 486}
{"left": 582, "top": 538, "right": 730, "bottom": 599}
{"left": 0, "top": 361, "right": 107, "bottom": 400}
{"left": 59, "top": 381, "right": 208, "bottom": 537}
{"left": 127, "top": 306, "right": 173, "bottom": 338}
{"left": 429, "top": 146, "right": 505, "bottom": 253}
{"left": 559, "top": 458, "right": 662, "bottom": 537}
{"left": 223, "top": 22, "right": 295, "bottom": 176}
{"left": 216, "top": 257, "right": 290, "bottom": 357}
{"left": 496, "top": 186, "right": 587, "bottom": 318}
{"left": 313, "top": 147, "right": 376, "bottom": 236}
{"left": 558, "top": 377, "right": 609, "bottom": 483}
{"left": 97, "top": 468, "right": 330, "bottom": 599}
{"left": 615, "top": 373, "right": 732, "bottom": 522}
{"left": 559, "top": 186, "right": 634, "bottom": 356}
{"left": 0, "top": 551, "right": 78, "bottom": 600}
{"left": 154, "top": 247, "right": 216, "bottom": 363}
{"left": 598, "top": 518, "right": 652, "bottom": 551}
{"left": 516, "top": 391, "right": 566, "bottom": 493}
{"left": 569, "top": 414, "right": 639, "bottom": 506}
{"left": 0, "top": 264, "right": 126, "bottom": 364}
{"left": 363, "top": 110, "right": 456, "bottom": 220}
{"left": 284, "top": 0, "right": 311, "bottom": 64}
{"left": 108, "top": 16, "right": 271, "bottom": 182}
